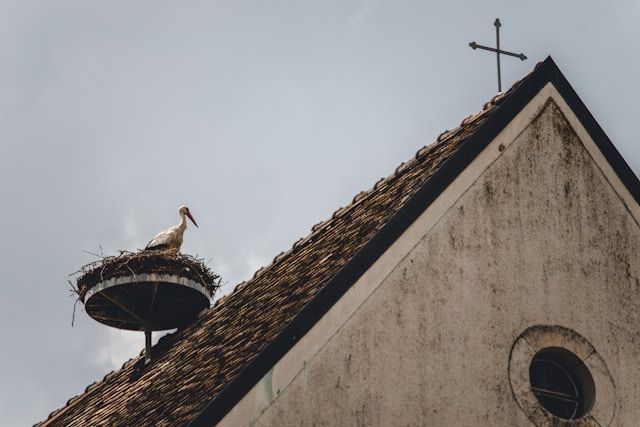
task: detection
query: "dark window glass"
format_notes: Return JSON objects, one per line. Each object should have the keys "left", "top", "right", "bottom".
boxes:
{"left": 529, "top": 347, "right": 595, "bottom": 420}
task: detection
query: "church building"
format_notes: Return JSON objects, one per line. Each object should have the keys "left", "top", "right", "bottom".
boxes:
{"left": 40, "top": 57, "right": 640, "bottom": 426}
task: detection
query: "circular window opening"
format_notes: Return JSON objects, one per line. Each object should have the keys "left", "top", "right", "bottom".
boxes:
{"left": 529, "top": 347, "right": 595, "bottom": 420}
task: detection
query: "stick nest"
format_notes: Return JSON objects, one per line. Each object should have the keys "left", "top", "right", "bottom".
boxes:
{"left": 74, "top": 251, "right": 220, "bottom": 302}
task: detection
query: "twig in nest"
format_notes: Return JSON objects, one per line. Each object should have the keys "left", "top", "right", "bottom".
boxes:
{"left": 68, "top": 279, "right": 81, "bottom": 327}
{"left": 83, "top": 249, "right": 105, "bottom": 259}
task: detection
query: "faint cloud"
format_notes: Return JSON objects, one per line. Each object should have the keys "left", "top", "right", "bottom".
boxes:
{"left": 245, "top": 254, "right": 270, "bottom": 280}
{"left": 123, "top": 211, "right": 145, "bottom": 250}
{"left": 92, "top": 328, "right": 170, "bottom": 371}
{"left": 212, "top": 253, "right": 270, "bottom": 298}
{"left": 93, "top": 329, "right": 142, "bottom": 371}
{"left": 104, "top": 209, "right": 147, "bottom": 253}
{"left": 349, "top": 0, "right": 377, "bottom": 32}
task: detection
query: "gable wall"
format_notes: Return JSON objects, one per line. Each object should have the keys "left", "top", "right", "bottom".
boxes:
{"left": 221, "top": 87, "right": 640, "bottom": 426}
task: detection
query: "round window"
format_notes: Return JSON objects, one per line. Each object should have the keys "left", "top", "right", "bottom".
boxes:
{"left": 529, "top": 347, "right": 595, "bottom": 420}
{"left": 509, "top": 325, "right": 615, "bottom": 426}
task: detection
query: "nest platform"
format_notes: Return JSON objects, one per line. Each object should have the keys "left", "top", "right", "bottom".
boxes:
{"left": 76, "top": 251, "right": 219, "bottom": 332}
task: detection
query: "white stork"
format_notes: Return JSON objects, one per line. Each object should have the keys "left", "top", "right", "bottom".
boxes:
{"left": 145, "top": 206, "right": 198, "bottom": 253}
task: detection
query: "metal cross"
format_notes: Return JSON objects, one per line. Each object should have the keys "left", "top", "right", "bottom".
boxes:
{"left": 469, "top": 18, "right": 527, "bottom": 92}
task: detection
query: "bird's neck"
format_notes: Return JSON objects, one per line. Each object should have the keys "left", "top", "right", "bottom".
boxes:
{"left": 178, "top": 213, "right": 187, "bottom": 230}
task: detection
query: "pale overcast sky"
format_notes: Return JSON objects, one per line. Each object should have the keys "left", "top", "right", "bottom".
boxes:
{"left": 1, "top": 1, "right": 638, "bottom": 425}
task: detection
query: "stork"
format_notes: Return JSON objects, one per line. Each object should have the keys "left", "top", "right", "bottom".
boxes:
{"left": 145, "top": 206, "right": 198, "bottom": 253}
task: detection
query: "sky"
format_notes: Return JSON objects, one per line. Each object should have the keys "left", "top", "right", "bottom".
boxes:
{"left": 1, "top": 1, "right": 638, "bottom": 425}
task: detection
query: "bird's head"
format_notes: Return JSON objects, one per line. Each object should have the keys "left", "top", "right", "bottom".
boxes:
{"left": 179, "top": 206, "right": 198, "bottom": 227}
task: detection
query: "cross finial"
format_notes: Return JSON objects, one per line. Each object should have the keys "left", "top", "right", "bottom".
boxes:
{"left": 469, "top": 18, "right": 527, "bottom": 92}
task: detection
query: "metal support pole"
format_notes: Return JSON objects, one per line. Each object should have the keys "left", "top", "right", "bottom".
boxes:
{"left": 495, "top": 18, "right": 501, "bottom": 92}
{"left": 145, "top": 326, "right": 152, "bottom": 364}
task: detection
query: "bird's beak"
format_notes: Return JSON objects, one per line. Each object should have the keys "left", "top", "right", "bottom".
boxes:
{"left": 187, "top": 212, "right": 198, "bottom": 227}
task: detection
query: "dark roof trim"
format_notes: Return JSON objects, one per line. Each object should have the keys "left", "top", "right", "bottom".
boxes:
{"left": 190, "top": 56, "right": 640, "bottom": 426}
{"left": 548, "top": 61, "right": 640, "bottom": 206}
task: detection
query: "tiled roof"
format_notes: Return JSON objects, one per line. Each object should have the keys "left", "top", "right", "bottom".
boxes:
{"left": 39, "top": 67, "right": 532, "bottom": 427}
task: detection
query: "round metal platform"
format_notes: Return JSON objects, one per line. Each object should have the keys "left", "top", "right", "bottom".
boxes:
{"left": 84, "top": 273, "right": 211, "bottom": 331}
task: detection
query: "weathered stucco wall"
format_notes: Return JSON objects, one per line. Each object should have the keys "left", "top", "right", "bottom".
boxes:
{"left": 227, "top": 98, "right": 640, "bottom": 426}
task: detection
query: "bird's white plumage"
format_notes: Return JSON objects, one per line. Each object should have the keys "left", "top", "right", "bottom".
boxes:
{"left": 145, "top": 206, "right": 198, "bottom": 253}
{"left": 146, "top": 225, "right": 182, "bottom": 250}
